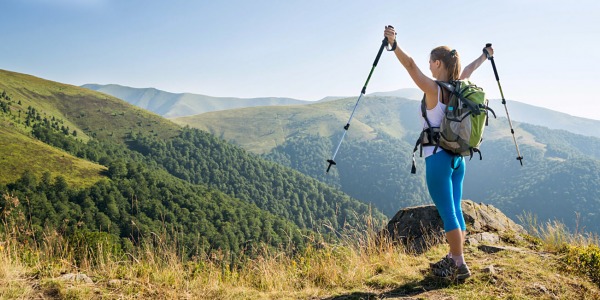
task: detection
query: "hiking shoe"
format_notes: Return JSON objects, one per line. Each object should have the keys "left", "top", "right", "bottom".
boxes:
{"left": 431, "top": 257, "right": 472, "bottom": 280}
{"left": 456, "top": 263, "right": 471, "bottom": 280}
{"left": 431, "top": 257, "right": 457, "bottom": 277}
{"left": 429, "top": 255, "right": 451, "bottom": 270}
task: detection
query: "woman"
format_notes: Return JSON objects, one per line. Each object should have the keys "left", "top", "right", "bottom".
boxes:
{"left": 384, "top": 25, "right": 493, "bottom": 279}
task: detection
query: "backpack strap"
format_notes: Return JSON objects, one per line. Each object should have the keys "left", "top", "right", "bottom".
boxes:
{"left": 472, "top": 148, "right": 483, "bottom": 160}
{"left": 435, "top": 80, "right": 455, "bottom": 94}
{"left": 421, "top": 88, "right": 442, "bottom": 155}
{"left": 411, "top": 93, "right": 442, "bottom": 174}
{"left": 420, "top": 93, "right": 433, "bottom": 128}
{"left": 484, "top": 103, "right": 496, "bottom": 125}
{"left": 412, "top": 95, "right": 428, "bottom": 174}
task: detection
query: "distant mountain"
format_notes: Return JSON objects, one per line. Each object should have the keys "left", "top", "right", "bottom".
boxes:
{"left": 88, "top": 84, "right": 600, "bottom": 139}
{"left": 315, "top": 88, "right": 422, "bottom": 102}
{"left": 316, "top": 96, "right": 348, "bottom": 102}
{"left": 497, "top": 100, "right": 600, "bottom": 138}
{"left": 368, "top": 88, "right": 600, "bottom": 138}
{"left": 82, "top": 84, "right": 310, "bottom": 118}
{"left": 368, "top": 88, "right": 424, "bottom": 100}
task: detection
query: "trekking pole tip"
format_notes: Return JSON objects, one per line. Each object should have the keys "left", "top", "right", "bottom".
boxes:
{"left": 326, "top": 159, "right": 337, "bottom": 173}
{"left": 517, "top": 156, "right": 524, "bottom": 166}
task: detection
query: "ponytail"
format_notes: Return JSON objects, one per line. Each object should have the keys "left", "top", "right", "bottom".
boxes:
{"left": 430, "top": 46, "right": 461, "bottom": 81}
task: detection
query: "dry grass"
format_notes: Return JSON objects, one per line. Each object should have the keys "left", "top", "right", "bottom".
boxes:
{"left": 2, "top": 193, "right": 600, "bottom": 299}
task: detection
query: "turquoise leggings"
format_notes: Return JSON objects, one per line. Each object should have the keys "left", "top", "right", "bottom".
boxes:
{"left": 425, "top": 150, "right": 466, "bottom": 233}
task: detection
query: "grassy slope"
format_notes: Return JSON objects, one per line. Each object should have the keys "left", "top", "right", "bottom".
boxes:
{"left": 0, "top": 126, "right": 105, "bottom": 187}
{"left": 0, "top": 69, "right": 180, "bottom": 143}
{"left": 0, "top": 69, "right": 180, "bottom": 187}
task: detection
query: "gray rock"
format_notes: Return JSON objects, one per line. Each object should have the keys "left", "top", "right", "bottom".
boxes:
{"left": 533, "top": 282, "right": 548, "bottom": 293}
{"left": 467, "top": 232, "right": 501, "bottom": 246}
{"left": 482, "top": 265, "right": 496, "bottom": 275}
{"left": 461, "top": 201, "right": 525, "bottom": 234}
{"left": 384, "top": 200, "right": 525, "bottom": 253}
{"left": 478, "top": 244, "right": 524, "bottom": 254}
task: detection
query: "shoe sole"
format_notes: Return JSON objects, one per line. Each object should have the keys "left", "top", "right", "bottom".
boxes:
{"left": 430, "top": 270, "right": 471, "bottom": 280}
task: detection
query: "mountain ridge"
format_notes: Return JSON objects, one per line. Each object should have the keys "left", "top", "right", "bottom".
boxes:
{"left": 82, "top": 83, "right": 311, "bottom": 118}
{"left": 84, "top": 83, "right": 600, "bottom": 139}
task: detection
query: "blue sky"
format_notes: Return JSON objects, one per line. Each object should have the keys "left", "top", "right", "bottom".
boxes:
{"left": 3, "top": 0, "right": 600, "bottom": 120}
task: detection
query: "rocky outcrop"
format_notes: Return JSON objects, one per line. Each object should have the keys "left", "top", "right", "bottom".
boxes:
{"left": 384, "top": 200, "right": 525, "bottom": 253}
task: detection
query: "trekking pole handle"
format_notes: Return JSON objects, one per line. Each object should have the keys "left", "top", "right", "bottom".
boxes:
{"left": 363, "top": 26, "right": 393, "bottom": 94}
{"left": 484, "top": 43, "right": 493, "bottom": 59}
{"left": 384, "top": 25, "right": 397, "bottom": 51}
{"left": 374, "top": 25, "right": 395, "bottom": 67}
{"left": 484, "top": 43, "right": 500, "bottom": 81}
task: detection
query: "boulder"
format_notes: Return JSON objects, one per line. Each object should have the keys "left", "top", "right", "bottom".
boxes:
{"left": 384, "top": 200, "right": 525, "bottom": 253}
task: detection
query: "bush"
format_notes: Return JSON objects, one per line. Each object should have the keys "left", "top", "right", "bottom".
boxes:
{"left": 560, "top": 244, "right": 600, "bottom": 287}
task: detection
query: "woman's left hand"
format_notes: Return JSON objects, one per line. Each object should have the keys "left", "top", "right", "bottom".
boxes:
{"left": 483, "top": 45, "right": 494, "bottom": 57}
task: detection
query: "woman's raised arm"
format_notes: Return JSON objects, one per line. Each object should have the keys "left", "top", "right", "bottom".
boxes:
{"left": 460, "top": 45, "right": 494, "bottom": 80}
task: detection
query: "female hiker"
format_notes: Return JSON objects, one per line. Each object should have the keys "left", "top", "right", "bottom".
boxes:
{"left": 384, "top": 25, "right": 493, "bottom": 279}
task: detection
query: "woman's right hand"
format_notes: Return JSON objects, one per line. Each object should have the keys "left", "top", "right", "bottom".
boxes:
{"left": 384, "top": 25, "right": 396, "bottom": 45}
{"left": 483, "top": 45, "right": 494, "bottom": 58}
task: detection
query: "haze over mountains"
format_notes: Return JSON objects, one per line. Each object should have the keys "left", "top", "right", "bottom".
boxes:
{"left": 82, "top": 84, "right": 310, "bottom": 118}
{"left": 83, "top": 84, "right": 600, "bottom": 139}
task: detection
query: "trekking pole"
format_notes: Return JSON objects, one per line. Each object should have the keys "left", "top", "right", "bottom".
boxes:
{"left": 326, "top": 26, "right": 395, "bottom": 173}
{"left": 483, "top": 43, "right": 524, "bottom": 166}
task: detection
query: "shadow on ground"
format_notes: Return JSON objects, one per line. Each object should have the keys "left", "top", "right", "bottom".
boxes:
{"left": 322, "top": 273, "right": 463, "bottom": 300}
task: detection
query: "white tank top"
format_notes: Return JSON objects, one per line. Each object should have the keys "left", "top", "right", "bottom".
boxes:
{"left": 422, "top": 85, "right": 446, "bottom": 158}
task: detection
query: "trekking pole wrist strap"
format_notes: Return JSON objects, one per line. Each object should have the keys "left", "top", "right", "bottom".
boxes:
{"left": 386, "top": 39, "right": 397, "bottom": 51}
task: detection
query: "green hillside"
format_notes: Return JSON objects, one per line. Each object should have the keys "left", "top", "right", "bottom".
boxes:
{"left": 0, "top": 70, "right": 306, "bottom": 254}
{"left": 0, "top": 69, "right": 180, "bottom": 143}
{"left": 173, "top": 96, "right": 600, "bottom": 234}
{"left": 0, "top": 126, "right": 105, "bottom": 187}
{"left": 0, "top": 69, "right": 385, "bottom": 257}
{"left": 0, "top": 81, "right": 105, "bottom": 187}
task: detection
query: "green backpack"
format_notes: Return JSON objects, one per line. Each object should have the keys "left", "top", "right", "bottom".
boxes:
{"left": 411, "top": 80, "right": 496, "bottom": 174}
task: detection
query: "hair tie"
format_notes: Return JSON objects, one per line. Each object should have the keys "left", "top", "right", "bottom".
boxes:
{"left": 450, "top": 49, "right": 457, "bottom": 57}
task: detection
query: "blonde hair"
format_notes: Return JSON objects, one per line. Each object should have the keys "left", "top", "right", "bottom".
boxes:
{"left": 430, "top": 46, "right": 461, "bottom": 81}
